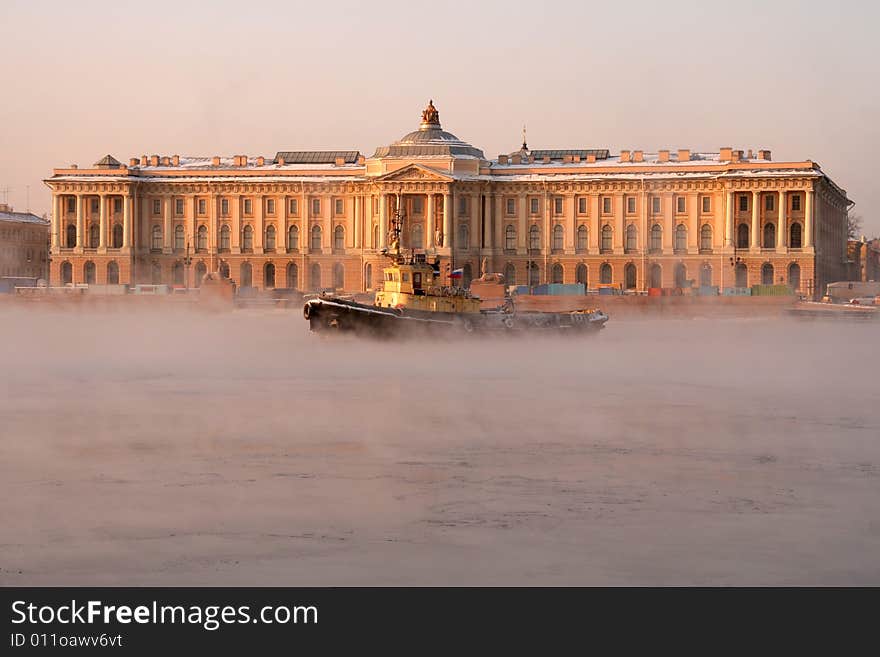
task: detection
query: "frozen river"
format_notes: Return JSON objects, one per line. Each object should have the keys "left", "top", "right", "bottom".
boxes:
{"left": 1, "top": 306, "right": 878, "bottom": 585}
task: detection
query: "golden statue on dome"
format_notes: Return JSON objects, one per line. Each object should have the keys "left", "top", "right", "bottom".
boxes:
{"left": 420, "top": 99, "right": 440, "bottom": 127}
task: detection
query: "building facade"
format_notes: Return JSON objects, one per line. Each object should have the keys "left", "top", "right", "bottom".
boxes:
{"left": 45, "top": 101, "right": 851, "bottom": 298}
{"left": 0, "top": 204, "right": 49, "bottom": 281}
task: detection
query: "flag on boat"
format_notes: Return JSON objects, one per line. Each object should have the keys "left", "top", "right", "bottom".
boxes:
{"left": 450, "top": 268, "right": 464, "bottom": 278}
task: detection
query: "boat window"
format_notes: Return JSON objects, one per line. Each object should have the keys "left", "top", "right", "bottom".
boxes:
{"left": 413, "top": 272, "right": 422, "bottom": 288}
{"left": 402, "top": 273, "right": 409, "bottom": 282}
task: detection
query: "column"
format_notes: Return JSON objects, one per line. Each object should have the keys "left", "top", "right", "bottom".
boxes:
{"left": 122, "top": 195, "right": 132, "bottom": 248}
{"left": 163, "top": 196, "right": 172, "bottom": 251}
{"left": 75, "top": 194, "right": 84, "bottom": 248}
{"left": 687, "top": 192, "right": 699, "bottom": 252}
{"left": 277, "top": 195, "right": 287, "bottom": 253}
{"left": 750, "top": 190, "right": 759, "bottom": 249}
{"left": 589, "top": 195, "right": 600, "bottom": 251}
{"left": 565, "top": 193, "right": 575, "bottom": 252}
{"left": 613, "top": 192, "right": 624, "bottom": 252}
{"left": 51, "top": 195, "right": 61, "bottom": 248}
{"left": 482, "top": 193, "right": 492, "bottom": 250}
{"left": 804, "top": 190, "right": 813, "bottom": 248}
{"left": 777, "top": 190, "right": 786, "bottom": 250}
{"left": 379, "top": 193, "right": 388, "bottom": 248}
{"left": 662, "top": 192, "right": 673, "bottom": 251}
{"left": 724, "top": 191, "right": 734, "bottom": 249}
{"left": 471, "top": 193, "right": 480, "bottom": 251}
{"left": 517, "top": 193, "right": 527, "bottom": 252}
{"left": 323, "top": 195, "right": 331, "bottom": 253}
{"left": 426, "top": 193, "right": 434, "bottom": 248}
{"left": 493, "top": 192, "right": 503, "bottom": 252}
{"left": 255, "top": 195, "right": 264, "bottom": 251}
{"left": 211, "top": 195, "right": 220, "bottom": 253}
{"left": 230, "top": 196, "right": 241, "bottom": 252}
{"left": 442, "top": 192, "right": 451, "bottom": 249}
{"left": 98, "top": 194, "right": 107, "bottom": 250}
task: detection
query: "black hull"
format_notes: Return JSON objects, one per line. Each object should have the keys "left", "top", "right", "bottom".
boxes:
{"left": 303, "top": 296, "right": 608, "bottom": 337}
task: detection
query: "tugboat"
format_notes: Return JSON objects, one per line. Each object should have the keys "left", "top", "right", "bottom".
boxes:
{"left": 303, "top": 206, "right": 609, "bottom": 337}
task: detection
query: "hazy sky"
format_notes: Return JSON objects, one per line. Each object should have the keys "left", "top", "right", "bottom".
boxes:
{"left": 1, "top": 0, "right": 877, "bottom": 233}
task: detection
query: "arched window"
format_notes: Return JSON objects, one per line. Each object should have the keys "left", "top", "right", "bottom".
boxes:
{"left": 700, "top": 264, "right": 712, "bottom": 287}
{"left": 650, "top": 263, "right": 662, "bottom": 289}
{"left": 735, "top": 262, "right": 748, "bottom": 287}
{"left": 151, "top": 261, "right": 161, "bottom": 284}
{"left": 112, "top": 223, "right": 124, "bottom": 248}
{"left": 174, "top": 225, "right": 185, "bottom": 250}
{"left": 264, "top": 262, "right": 276, "bottom": 288}
{"left": 504, "top": 263, "right": 516, "bottom": 285}
{"left": 552, "top": 263, "right": 563, "bottom": 284}
{"left": 333, "top": 262, "right": 344, "bottom": 289}
{"left": 552, "top": 225, "right": 564, "bottom": 251}
{"left": 265, "top": 225, "right": 276, "bottom": 250}
{"left": 220, "top": 225, "right": 230, "bottom": 251}
{"left": 363, "top": 263, "right": 372, "bottom": 290}
{"left": 790, "top": 222, "right": 802, "bottom": 249}
{"left": 334, "top": 225, "right": 345, "bottom": 251}
{"left": 462, "top": 263, "right": 473, "bottom": 288}
{"left": 529, "top": 225, "right": 540, "bottom": 251}
{"left": 675, "top": 224, "right": 687, "bottom": 251}
{"left": 59, "top": 261, "right": 72, "bottom": 285}
{"left": 505, "top": 225, "right": 516, "bottom": 251}
{"left": 288, "top": 225, "right": 299, "bottom": 250}
{"left": 88, "top": 224, "right": 99, "bottom": 248}
{"left": 172, "top": 261, "right": 184, "bottom": 286}
{"left": 195, "top": 262, "right": 207, "bottom": 287}
{"left": 737, "top": 223, "right": 750, "bottom": 249}
{"left": 601, "top": 225, "right": 612, "bottom": 251}
{"left": 197, "top": 225, "right": 207, "bottom": 251}
{"left": 108, "top": 261, "right": 120, "bottom": 285}
{"left": 527, "top": 261, "right": 540, "bottom": 287}
{"left": 372, "top": 225, "right": 379, "bottom": 249}
{"left": 674, "top": 263, "right": 687, "bottom": 288}
{"left": 626, "top": 224, "right": 637, "bottom": 252}
{"left": 458, "top": 223, "right": 469, "bottom": 250}
{"left": 763, "top": 223, "right": 776, "bottom": 248}
{"left": 219, "top": 261, "right": 229, "bottom": 278}
{"left": 310, "top": 263, "right": 321, "bottom": 290}
{"left": 151, "top": 225, "right": 162, "bottom": 251}
{"left": 577, "top": 225, "right": 588, "bottom": 252}
{"left": 66, "top": 224, "right": 77, "bottom": 248}
{"left": 700, "top": 224, "right": 712, "bottom": 251}
{"left": 761, "top": 262, "right": 774, "bottom": 285}
{"left": 242, "top": 225, "right": 254, "bottom": 252}
{"left": 624, "top": 263, "right": 636, "bottom": 289}
{"left": 650, "top": 224, "right": 662, "bottom": 252}
{"left": 788, "top": 263, "right": 801, "bottom": 291}
{"left": 83, "top": 261, "right": 95, "bottom": 284}
{"left": 287, "top": 263, "right": 298, "bottom": 290}
{"left": 576, "top": 263, "right": 587, "bottom": 287}
{"left": 411, "top": 223, "right": 423, "bottom": 249}
{"left": 600, "top": 262, "right": 612, "bottom": 284}
{"left": 240, "top": 262, "right": 253, "bottom": 288}
{"left": 311, "top": 225, "right": 322, "bottom": 251}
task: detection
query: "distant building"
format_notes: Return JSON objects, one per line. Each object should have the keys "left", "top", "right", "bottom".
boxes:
{"left": 848, "top": 238, "right": 880, "bottom": 282}
{"left": 44, "top": 101, "right": 852, "bottom": 298}
{"left": 0, "top": 203, "right": 49, "bottom": 280}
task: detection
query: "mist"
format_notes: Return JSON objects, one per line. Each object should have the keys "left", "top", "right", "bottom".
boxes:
{"left": 1, "top": 305, "right": 878, "bottom": 585}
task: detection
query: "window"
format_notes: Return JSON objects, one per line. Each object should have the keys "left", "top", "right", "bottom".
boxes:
{"left": 763, "top": 222, "right": 775, "bottom": 248}
{"left": 112, "top": 224, "right": 123, "bottom": 248}
{"left": 195, "top": 262, "right": 207, "bottom": 287}
{"left": 652, "top": 197, "right": 661, "bottom": 214}
{"left": 506, "top": 198, "right": 516, "bottom": 216}
{"left": 700, "top": 264, "right": 712, "bottom": 288}
{"left": 310, "top": 263, "right": 321, "bottom": 290}
{"left": 197, "top": 225, "right": 207, "bottom": 251}
{"left": 600, "top": 263, "right": 612, "bottom": 284}
{"left": 601, "top": 225, "right": 612, "bottom": 251}
{"left": 175, "top": 198, "right": 184, "bottom": 216}
{"left": 84, "top": 261, "right": 96, "bottom": 285}
{"left": 530, "top": 198, "right": 539, "bottom": 215}
{"left": 312, "top": 198, "right": 321, "bottom": 216}
{"left": 267, "top": 199, "right": 276, "bottom": 215}
{"left": 173, "top": 262, "right": 184, "bottom": 286}
{"left": 790, "top": 223, "right": 802, "bottom": 248}
{"left": 335, "top": 198, "right": 344, "bottom": 216}
{"left": 700, "top": 224, "right": 712, "bottom": 251}
{"left": 289, "top": 198, "right": 298, "bottom": 215}
{"left": 738, "top": 195, "right": 749, "bottom": 212}
{"left": 578, "top": 197, "right": 587, "bottom": 214}
{"left": 625, "top": 263, "right": 636, "bottom": 290}
{"left": 577, "top": 225, "right": 588, "bottom": 252}
{"left": 505, "top": 225, "right": 516, "bottom": 250}
{"left": 107, "top": 261, "right": 119, "bottom": 285}
{"left": 264, "top": 263, "right": 276, "bottom": 289}
{"left": 459, "top": 197, "right": 468, "bottom": 215}
{"left": 243, "top": 198, "right": 253, "bottom": 215}
{"left": 650, "top": 224, "right": 662, "bottom": 252}
{"left": 762, "top": 263, "right": 774, "bottom": 285}
{"left": 765, "top": 195, "right": 774, "bottom": 211}
{"left": 174, "top": 225, "right": 184, "bottom": 250}
{"left": 240, "top": 263, "right": 253, "bottom": 288}
{"left": 602, "top": 197, "right": 612, "bottom": 214}
{"left": 701, "top": 196, "right": 711, "bottom": 213}
{"left": 334, "top": 225, "right": 345, "bottom": 250}
{"left": 458, "top": 223, "right": 469, "bottom": 249}
{"left": 552, "top": 263, "right": 563, "bottom": 284}
{"left": 504, "top": 263, "right": 516, "bottom": 285}
{"left": 791, "top": 194, "right": 801, "bottom": 212}
{"left": 288, "top": 225, "right": 299, "bottom": 250}
{"left": 675, "top": 224, "right": 687, "bottom": 251}
{"left": 220, "top": 225, "right": 230, "bottom": 250}
{"left": 151, "top": 225, "right": 162, "bottom": 250}
{"left": 626, "top": 224, "right": 637, "bottom": 251}
{"left": 676, "top": 196, "right": 686, "bottom": 213}
{"left": 411, "top": 223, "right": 423, "bottom": 248}
{"left": 412, "top": 197, "right": 423, "bottom": 214}
{"left": 674, "top": 263, "right": 687, "bottom": 288}
{"left": 737, "top": 224, "right": 749, "bottom": 248}
{"left": 114, "top": 198, "right": 123, "bottom": 213}
{"left": 626, "top": 196, "right": 636, "bottom": 214}
{"left": 265, "top": 225, "right": 276, "bottom": 250}
{"left": 552, "top": 224, "right": 564, "bottom": 251}
{"left": 311, "top": 225, "right": 322, "bottom": 250}
{"left": 529, "top": 225, "right": 540, "bottom": 250}
{"left": 67, "top": 198, "right": 75, "bottom": 213}
{"left": 554, "top": 197, "right": 563, "bottom": 215}
{"left": 788, "top": 263, "right": 801, "bottom": 290}
{"left": 198, "top": 199, "right": 206, "bottom": 215}
{"left": 152, "top": 199, "right": 161, "bottom": 215}
{"left": 221, "top": 198, "right": 229, "bottom": 216}
{"left": 242, "top": 225, "right": 254, "bottom": 251}
{"left": 576, "top": 263, "right": 587, "bottom": 286}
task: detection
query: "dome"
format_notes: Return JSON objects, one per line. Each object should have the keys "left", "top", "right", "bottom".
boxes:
{"left": 372, "top": 100, "right": 485, "bottom": 159}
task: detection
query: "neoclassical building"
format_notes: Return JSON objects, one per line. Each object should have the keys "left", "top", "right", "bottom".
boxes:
{"left": 45, "top": 101, "right": 851, "bottom": 298}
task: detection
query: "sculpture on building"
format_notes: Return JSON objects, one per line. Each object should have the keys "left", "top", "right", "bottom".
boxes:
{"left": 421, "top": 100, "right": 440, "bottom": 126}
{"left": 435, "top": 227, "right": 444, "bottom": 248}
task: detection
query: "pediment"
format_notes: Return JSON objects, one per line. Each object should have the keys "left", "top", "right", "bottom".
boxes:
{"left": 376, "top": 164, "right": 454, "bottom": 183}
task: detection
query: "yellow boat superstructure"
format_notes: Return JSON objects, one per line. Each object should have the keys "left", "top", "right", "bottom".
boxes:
{"left": 374, "top": 257, "right": 482, "bottom": 314}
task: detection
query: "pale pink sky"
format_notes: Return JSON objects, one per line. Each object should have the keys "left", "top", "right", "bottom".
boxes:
{"left": 1, "top": 0, "right": 877, "bottom": 233}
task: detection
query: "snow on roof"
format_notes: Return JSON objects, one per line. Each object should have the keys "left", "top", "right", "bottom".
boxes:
{"left": 0, "top": 209, "right": 48, "bottom": 225}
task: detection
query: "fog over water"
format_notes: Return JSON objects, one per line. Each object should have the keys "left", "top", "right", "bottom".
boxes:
{"left": 1, "top": 306, "right": 878, "bottom": 585}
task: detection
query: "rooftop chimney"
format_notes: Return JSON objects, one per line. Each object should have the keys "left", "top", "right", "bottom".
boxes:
{"left": 498, "top": 154, "right": 509, "bottom": 164}
{"left": 677, "top": 149, "right": 690, "bottom": 162}
{"left": 563, "top": 154, "right": 573, "bottom": 163}
{"left": 212, "top": 156, "right": 221, "bottom": 166}
{"left": 619, "top": 150, "right": 631, "bottom": 163}
{"left": 542, "top": 155, "right": 550, "bottom": 164}
{"left": 511, "top": 153, "right": 522, "bottom": 165}
{"left": 633, "top": 150, "right": 644, "bottom": 162}
{"left": 172, "top": 155, "right": 180, "bottom": 166}
{"left": 150, "top": 155, "right": 159, "bottom": 167}
{"left": 658, "top": 150, "right": 670, "bottom": 163}
{"left": 70, "top": 164, "right": 78, "bottom": 169}
{"left": 160, "top": 156, "right": 170, "bottom": 166}
{"left": 277, "top": 157, "right": 285, "bottom": 166}
{"left": 256, "top": 156, "right": 265, "bottom": 166}
{"left": 335, "top": 156, "right": 345, "bottom": 166}
{"left": 586, "top": 154, "right": 596, "bottom": 163}
{"left": 129, "top": 158, "right": 139, "bottom": 167}
{"left": 141, "top": 155, "right": 148, "bottom": 166}
{"left": 356, "top": 154, "right": 365, "bottom": 165}
{"left": 719, "top": 147, "right": 733, "bottom": 161}
{"left": 758, "top": 149, "right": 772, "bottom": 161}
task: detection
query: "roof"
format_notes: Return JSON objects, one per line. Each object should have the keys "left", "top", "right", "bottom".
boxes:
{"left": 524, "top": 149, "right": 610, "bottom": 160}
{"left": 273, "top": 151, "right": 360, "bottom": 164}
{"left": 0, "top": 209, "right": 49, "bottom": 225}
{"left": 94, "top": 154, "right": 123, "bottom": 168}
